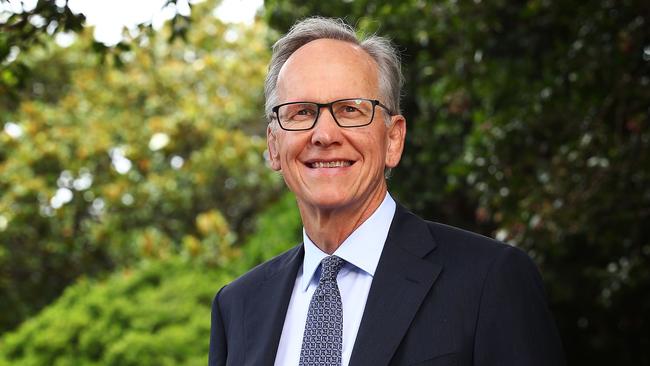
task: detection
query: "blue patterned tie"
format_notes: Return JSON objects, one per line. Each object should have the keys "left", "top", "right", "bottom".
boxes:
{"left": 299, "top": 255, "right": 345, "bottom": 366}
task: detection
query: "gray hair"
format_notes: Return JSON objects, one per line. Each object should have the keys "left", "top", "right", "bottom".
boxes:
{"left": 264, "top": 17, "right": 403, "bottom": 123}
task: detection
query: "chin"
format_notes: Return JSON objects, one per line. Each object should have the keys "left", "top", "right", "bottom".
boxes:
{"left": 301, "top": 192, "right": 354, "bottom": 211}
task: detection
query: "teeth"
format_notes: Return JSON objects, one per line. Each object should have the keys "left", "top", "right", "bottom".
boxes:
{"left": 311, "top": 161, "right": 351, "bottom": 168}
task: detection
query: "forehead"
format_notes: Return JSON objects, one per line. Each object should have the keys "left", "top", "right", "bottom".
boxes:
{"left": 277, "top": 38, "right": 379, "bottom": 102}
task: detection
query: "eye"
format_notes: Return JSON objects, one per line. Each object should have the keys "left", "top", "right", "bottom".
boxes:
{"left": 336, "top": 104, "right": 361, "bottom": 115}
{"left": 280, "top": 103, "right": 318, "bottom": 121}
{"left": 296, "top": 108, "right": 315, "bottom": 116}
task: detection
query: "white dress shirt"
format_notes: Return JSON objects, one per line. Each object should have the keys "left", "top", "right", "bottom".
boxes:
{"left": 274, "top": 193, "right": 396, "bottom": 366}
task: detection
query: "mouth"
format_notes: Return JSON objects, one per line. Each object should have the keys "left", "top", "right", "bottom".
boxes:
{"left": 306, "top": 160, "right": 354, "bottom": 169}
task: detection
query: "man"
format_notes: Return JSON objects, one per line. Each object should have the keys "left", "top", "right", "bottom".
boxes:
{"left": 209, "top": 17, "right": 565, "bottom": 366}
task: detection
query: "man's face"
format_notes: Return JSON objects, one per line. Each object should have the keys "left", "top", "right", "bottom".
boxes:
{"left": 267, "top": 39, "right": 405, "bottom": 214}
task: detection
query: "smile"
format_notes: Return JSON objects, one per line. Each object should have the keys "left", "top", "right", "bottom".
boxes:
{"left": 308, "top": 160, "right": 353, "bottom": 168}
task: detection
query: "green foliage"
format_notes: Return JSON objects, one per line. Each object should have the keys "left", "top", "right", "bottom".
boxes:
{"left": 0, "top": 257, "right": 231, "bottom": 366}
{"left": 1, "top": 0, "right": 85, "bottom": 104}
{"left": 0, "top": 1, "right": 283, "bottom": 332}
{"left": 264, "top": 0, "right": 649, "bottom": 364}
{"left": 0, "top": 0, "right": 191, "bottom": 105}
{"left": 238, "top": 189, "right": 302, "bottom": 272}
{"left": 1, "top": 0, "right": 647, "bottom": 363}
{"left": 0, "top": 190, "right": 302, "bottom": 365}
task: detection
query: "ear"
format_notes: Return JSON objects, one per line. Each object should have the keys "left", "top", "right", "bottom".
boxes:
{"left": 385, "top": 114, "right": 406, "bottom": 169}
{"left": 267, "top": 125, "right": 282, "bottom": 171}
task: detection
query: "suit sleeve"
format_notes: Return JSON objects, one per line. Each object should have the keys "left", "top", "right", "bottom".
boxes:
{"left": 209, "top": 286, "right": 228, "bottom": 366}
{"left": 473, "top": 246, "right": 565, "bottom": 366}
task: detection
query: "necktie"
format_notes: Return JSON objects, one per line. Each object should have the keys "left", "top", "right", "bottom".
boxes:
{"left": 299, "top": 255, "right": 345, "bottom": 366}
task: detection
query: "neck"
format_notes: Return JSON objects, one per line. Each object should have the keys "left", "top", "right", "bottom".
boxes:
{"left": 299, "top": 188, "right": 387, "bottom": 254}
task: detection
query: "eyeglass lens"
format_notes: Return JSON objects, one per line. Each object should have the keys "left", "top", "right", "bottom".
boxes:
{"left": 277, "top": 99, "right": 375, "bottom": 130}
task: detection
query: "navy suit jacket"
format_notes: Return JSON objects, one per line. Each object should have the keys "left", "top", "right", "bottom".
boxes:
{"left": 209, "top": 204, "right": 565, "bottom": 365}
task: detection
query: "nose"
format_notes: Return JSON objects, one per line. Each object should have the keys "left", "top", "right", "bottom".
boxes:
{"left": 310, "top": 106, "right": 343, "bottom": 147}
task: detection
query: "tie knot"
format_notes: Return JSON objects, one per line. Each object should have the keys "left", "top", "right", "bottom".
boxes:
{"left": 320, "top": 255, "right": 345, "bottom": 282}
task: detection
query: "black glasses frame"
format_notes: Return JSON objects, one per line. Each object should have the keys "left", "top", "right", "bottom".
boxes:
{"left": 271, "top": 98, "right": 393, "bottom": 131}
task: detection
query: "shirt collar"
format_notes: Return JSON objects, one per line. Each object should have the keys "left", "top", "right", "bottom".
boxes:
{"left": 301, "top": 193, "right": 396, "bottom": 291}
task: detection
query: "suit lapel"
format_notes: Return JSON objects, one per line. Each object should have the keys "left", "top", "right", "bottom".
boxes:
{"left": 349, "top": 205, "right": 442, "bottom": 366}
{"left": 243, "top": 245, "right": 303, "bottom": 365}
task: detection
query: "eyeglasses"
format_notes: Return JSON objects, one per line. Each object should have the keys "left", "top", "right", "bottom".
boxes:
{"left": 271, "top": 98, "right": 393, "bottom": 131}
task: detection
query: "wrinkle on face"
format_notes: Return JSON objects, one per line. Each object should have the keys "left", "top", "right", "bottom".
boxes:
{"left": 267, "top": 38, "right": 405, "bottom": 251}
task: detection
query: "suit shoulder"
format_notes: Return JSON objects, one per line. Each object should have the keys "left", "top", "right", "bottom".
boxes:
{"left": 424, "top": 220, "right": 533, "bottom": 268}
{"left": 426, "top": 220, "right": 504, "bottom": 249}
{"left": 219, "top": 244, "right": 302, "bottom": 300}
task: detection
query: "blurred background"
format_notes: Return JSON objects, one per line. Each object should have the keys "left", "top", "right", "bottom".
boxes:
{"left": 0, "top": 0, "right": 648, "bottom": 364}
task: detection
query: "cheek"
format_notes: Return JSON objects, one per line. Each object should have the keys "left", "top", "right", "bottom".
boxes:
{"left": 278, "top": 140, "right": 305, "bottom": 172}
{"left": 366, "top": 134, "right": 390, "bottom": 164}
